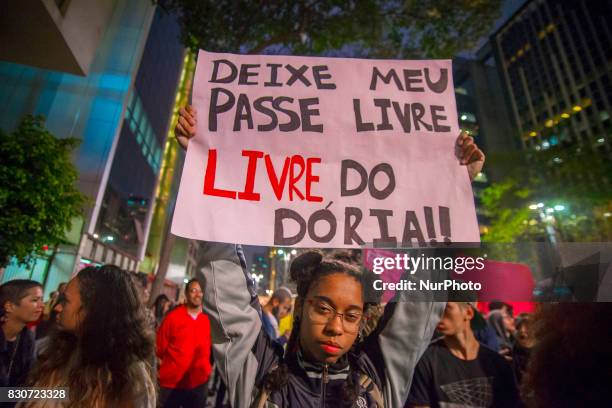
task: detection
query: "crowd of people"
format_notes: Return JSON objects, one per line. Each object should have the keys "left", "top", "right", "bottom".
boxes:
{"left": 1, "top": 253, "right": 612, "bottom": 407}
{"left": 0, "top": 104, "right": 609, "bottom": 407}
{"left": 0, "top": 267, "right": 156, "bottom": 407}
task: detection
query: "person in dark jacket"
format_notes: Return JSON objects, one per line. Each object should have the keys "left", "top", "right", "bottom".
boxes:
{"left": 511, "top": 313, "right": 533, "bottom": 387}
{"left": 261, "top": 287, "right": 293, "bottom": 344}
{"left": 488, "top": 309, "right": 515, "bottom": 359}
{"left": 0, "top": 279, "right": 43, "bottom": 391}
{"left": 175, "top": 105, "right": 485, "bottom": 408}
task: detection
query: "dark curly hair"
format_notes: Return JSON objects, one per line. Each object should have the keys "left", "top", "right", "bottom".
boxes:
{"left": 262, "top": 250, "right": 379, "bottom": 406}
{"left": 153, "top": 293, "right": 170, "bottom": 322}
{"left": 27, "top": 265, "right": 156, "bottom": 407}
{"left": 523, "top": 303, "right": 612, "bottom": 408}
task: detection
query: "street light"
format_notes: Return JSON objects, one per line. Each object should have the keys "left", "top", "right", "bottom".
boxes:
{"left": 554, "top": 205, "right": 565, "bottom": 211}
{"left": 528, "top": 202, "right": 557, "bottom": 244}
{"left": 291, "top": 249, "right": 297, "bottom": 255}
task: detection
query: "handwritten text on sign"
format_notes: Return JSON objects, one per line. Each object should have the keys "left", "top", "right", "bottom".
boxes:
{"left": 171, "top": 51, "right": 480, "bottom": 247}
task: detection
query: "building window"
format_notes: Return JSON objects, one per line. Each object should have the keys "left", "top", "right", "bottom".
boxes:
{"left": 125, "top": 92, "right": 163, "bottom": 172}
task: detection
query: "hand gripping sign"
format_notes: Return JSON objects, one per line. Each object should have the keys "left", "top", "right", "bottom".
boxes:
{"left": 172, "top": 51, "right": 480, "bottom": 248}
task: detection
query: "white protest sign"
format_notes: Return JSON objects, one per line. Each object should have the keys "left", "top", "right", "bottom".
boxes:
{"left": 171, "top": 50, "right": 480, "bottom": 247}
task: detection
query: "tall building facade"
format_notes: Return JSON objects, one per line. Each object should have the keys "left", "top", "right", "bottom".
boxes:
{"left": 0, "top": 0, "right": 116, "bottom": 75}
{"left": 141, "top": 51, "right": 199, "bottom": 288}
{"left": 0, "top": 0, "right": 188, "bottom": 295}
{"left": 92, "top": 8, "right": 184, "bottom": 264}
{"left": 493, "top": 0, "right": 612, "bottom": 155}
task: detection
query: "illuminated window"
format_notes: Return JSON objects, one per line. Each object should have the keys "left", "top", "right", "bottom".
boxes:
{"left": 124, "top": 92, "right": 163, "bottom": 172}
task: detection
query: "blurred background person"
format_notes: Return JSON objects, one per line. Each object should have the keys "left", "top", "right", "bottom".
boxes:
{"left": 261, "top": 287, "right": 292, "bottom": 344}
{"left": 42, "top": 291, "right": 58, "bottom": 320}
{"left": 473, "top": 307, "right": 501, "bottom": 352}
{"left": 511, "top": 313, "right": 533, "bottom": 387}
{"left": 406, "top": 301, "right": 519, "bottom": 408}
{"left": 157, "top": 278, "right": 211, "bottom": 408}
{"left": 488, "top": 301, "right": 514, "bottom": 317}
{"left": 139, "top": 285, "right": 157, "bottom": 335}
{"left": 0, "top": 280, "right": 43, "bottom": 393}
{"left": 22, "top": 265, "right": 156, "bottom": 407}
{"left": 488, "top": 307, "right": 516, "bottom": 359}
{"left": 523, "top": 303, "right": 611, "bottom": 408}
{"left": 278, "top": 312, "right": 294, "bottom": 342}
{"left": 34, "top": 282, "right": 67, "bottom": 340}
{"left": 153, "top": 294, "right": 171, "bottom": 330}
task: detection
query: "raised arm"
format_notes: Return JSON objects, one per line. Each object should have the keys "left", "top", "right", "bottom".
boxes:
{"left": 175, "top": 110, "right": 279, "bottom": 408}
{"left": 362, "top": 133, "right": 483, "bottom": 406}
{"left": 196, "top": 243, "right": 275, "bottom": 408}
{"left": 363, "top": 288, "right": 445, "bottom": 407}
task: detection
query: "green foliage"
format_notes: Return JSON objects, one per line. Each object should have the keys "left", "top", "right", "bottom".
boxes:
{"left": 0, "top": 116, "right": 86, "bottom": 267}
{"left": 524, "top": 146, "right": 612, "bottom": 207}
{"left": 392, "top": 0, "right": 503, "bottom": 58}
{"left": 481, "top": 178, "right": 538, "bottom": 243}
{"left": 481, "top": 146, "right": 612, "bottom": 244}
{"left": 162, "top": 0, "right": 502, "bottom": 58}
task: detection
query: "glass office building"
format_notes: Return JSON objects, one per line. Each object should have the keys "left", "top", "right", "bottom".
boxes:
{"left": 0, "top": 0, "right": 185, "bottom": 295}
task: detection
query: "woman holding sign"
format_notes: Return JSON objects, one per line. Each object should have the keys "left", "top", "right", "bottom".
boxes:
{"left": 175, "top": 106, "right": 484, "bottom": 408}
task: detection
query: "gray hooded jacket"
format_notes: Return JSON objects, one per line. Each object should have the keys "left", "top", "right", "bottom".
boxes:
{"left": 196, "top": 243, "right": 444, "bottom": 408}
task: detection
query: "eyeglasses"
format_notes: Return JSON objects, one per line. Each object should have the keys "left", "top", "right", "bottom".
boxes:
{"left": 306, "top": 299, "right": 363, "bottom": 334}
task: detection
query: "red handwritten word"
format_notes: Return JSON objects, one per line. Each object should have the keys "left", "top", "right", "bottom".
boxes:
{"left": 203, "top": 149, "right": 323, "bottom": 202}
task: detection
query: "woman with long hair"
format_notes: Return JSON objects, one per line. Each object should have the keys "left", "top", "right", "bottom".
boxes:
{"left": 153, "top": 294, "right": 171, "bottom": 329}
{"left": 22, "top": 265, "right": 157, "bottom": 407}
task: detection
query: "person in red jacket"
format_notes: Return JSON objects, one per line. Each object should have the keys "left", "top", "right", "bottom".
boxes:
{"left": 157, "top": 278, "right": 212, "bottom": 408}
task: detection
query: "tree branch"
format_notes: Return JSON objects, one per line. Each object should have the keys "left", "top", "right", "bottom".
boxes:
{"left": 248, "top": 32, "right": 294, "bottom": 54}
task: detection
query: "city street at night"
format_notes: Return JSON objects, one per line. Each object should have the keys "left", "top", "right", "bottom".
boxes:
{"left": 0, "top": 1, "right": 611, "bottom": 407}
